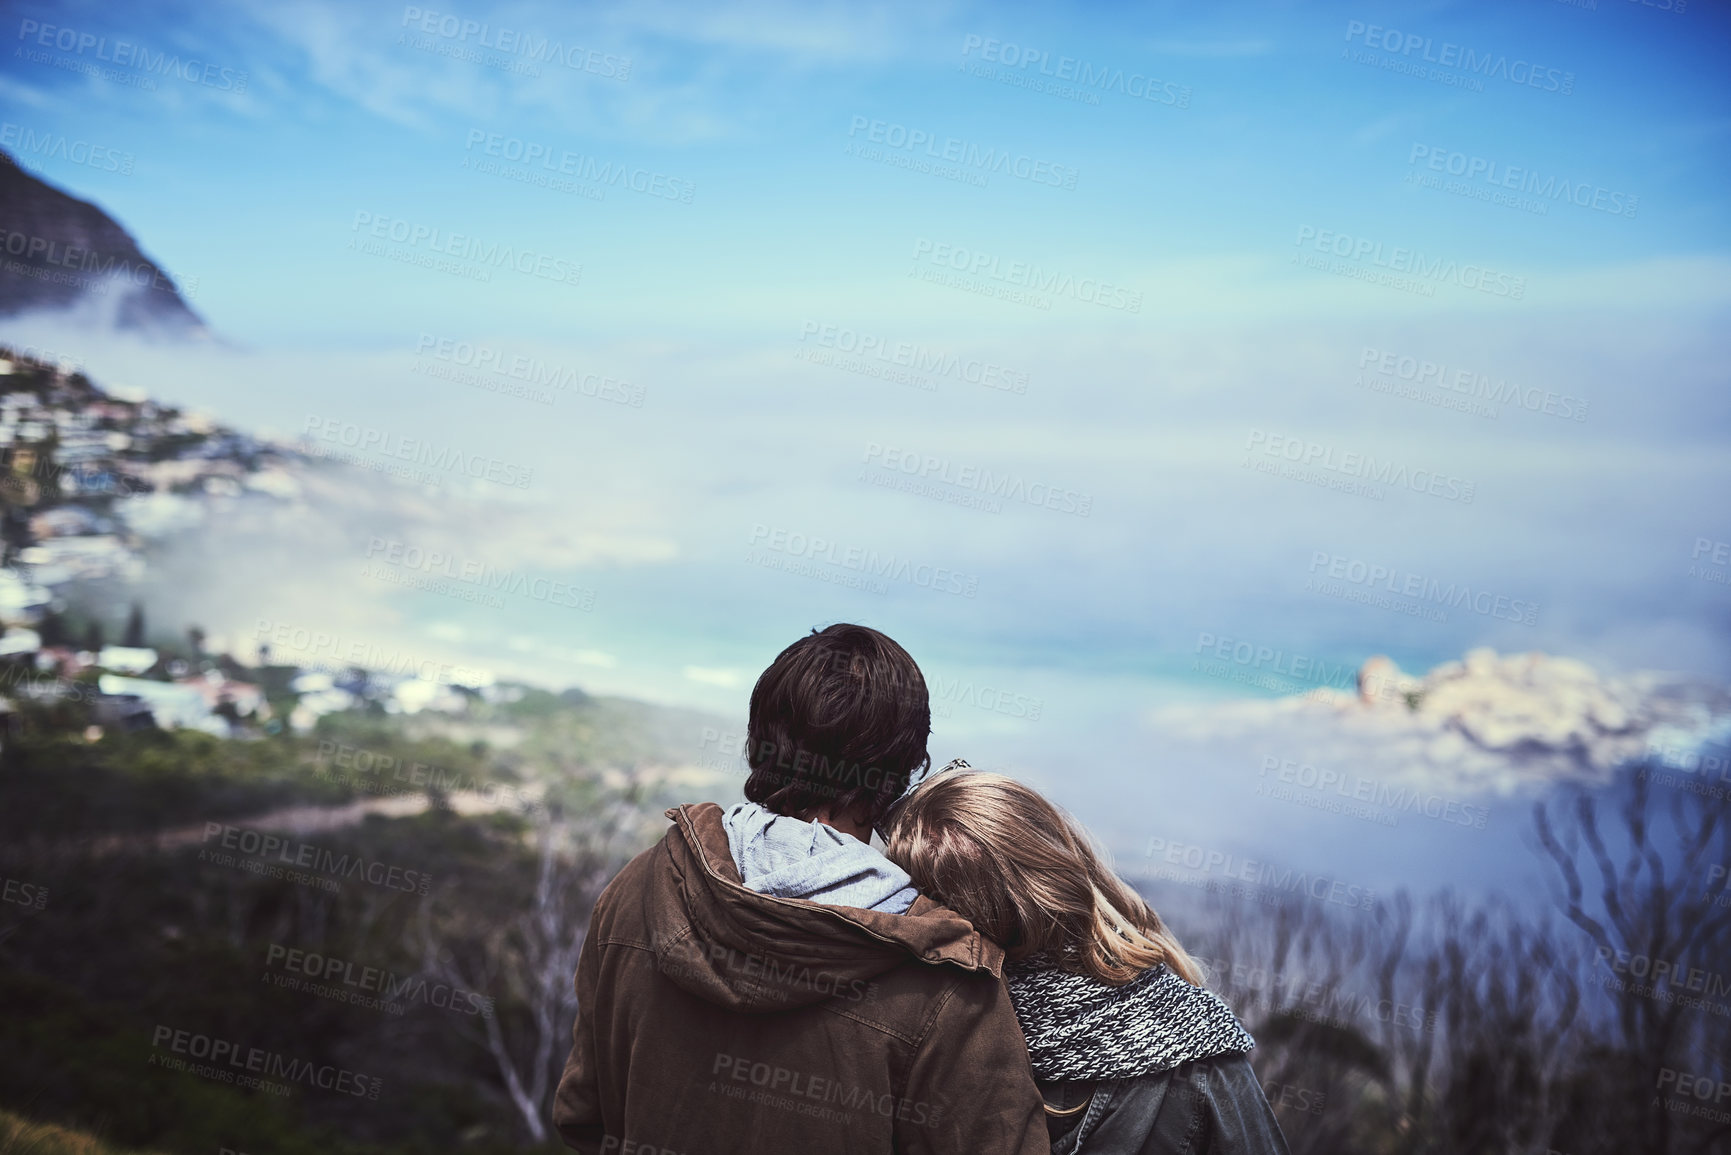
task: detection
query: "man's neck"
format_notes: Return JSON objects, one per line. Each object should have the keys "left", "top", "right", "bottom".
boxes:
{"left": 805, "top": 806, "right": 872, "bottom": 844}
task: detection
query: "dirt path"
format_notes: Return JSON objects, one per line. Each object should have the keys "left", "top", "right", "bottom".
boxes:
{"left": 81, "top": 792, "right": 432, "bottom": 857}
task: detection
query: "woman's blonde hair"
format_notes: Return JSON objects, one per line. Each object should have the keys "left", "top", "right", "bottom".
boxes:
{"left": 884, "top": 771, "right": 1202, "bottom": 986}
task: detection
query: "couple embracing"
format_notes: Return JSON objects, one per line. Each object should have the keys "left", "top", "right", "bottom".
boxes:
{"left": 554, "top": 624, "right": 1288, "bottom": 1154}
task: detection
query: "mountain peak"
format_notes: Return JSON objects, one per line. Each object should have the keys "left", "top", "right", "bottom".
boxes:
{"left": 0, "top": 150, "right": 205, "bottom": 336}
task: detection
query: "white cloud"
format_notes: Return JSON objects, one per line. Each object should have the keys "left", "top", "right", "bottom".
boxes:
{"left": 0, "top": 74, "right": 59, "bottom": 111}
{"left": 1153, "top": 648, "right": 1731, "bottom": 798}
{"left": 234, "top": 0, "right": 949, "bottom": 143}
{"left": 242, "top": 0, "right": 501, "bottom": 130}
{"left": 590, "top": 0, "right": 938, "bottom": 61}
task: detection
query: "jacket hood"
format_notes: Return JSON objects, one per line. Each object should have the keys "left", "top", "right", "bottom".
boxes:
{"left": 722, "top": 801, "right": 918, "bottom": 913}
{"left": 650, "top": 803, "right": 1002, "bottom": 1012}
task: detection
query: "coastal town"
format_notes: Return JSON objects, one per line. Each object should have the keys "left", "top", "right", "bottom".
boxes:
{"left": 0, "top": 344, "right": 489, "bottom": 741}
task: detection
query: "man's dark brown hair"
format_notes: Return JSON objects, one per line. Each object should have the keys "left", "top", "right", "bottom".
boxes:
{"left": 744, "top": 623, "right": 931, "bottom": 829}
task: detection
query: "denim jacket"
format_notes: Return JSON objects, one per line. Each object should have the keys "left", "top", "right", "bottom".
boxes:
{"left": 1036, "top": 1054, "right": 1290, "bottom": 1155}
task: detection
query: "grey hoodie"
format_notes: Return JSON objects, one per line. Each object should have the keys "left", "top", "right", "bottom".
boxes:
{"left": 721, "top": 801, "right": 918, "bottom": 913}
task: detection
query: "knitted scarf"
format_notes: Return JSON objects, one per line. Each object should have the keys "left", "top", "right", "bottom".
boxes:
{"left": 1005, "top": 958, "right": 1255, "bottom": 1082}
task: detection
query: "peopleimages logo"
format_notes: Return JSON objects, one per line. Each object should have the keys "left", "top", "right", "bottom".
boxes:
{"left": 414, "top": 334, "right": 644, "bottom": 407}
{"left": 746, "top": 524, "right": 979, "bottom": 598}
{"left": 797, "top": 322, "right": 1028, "bottom": 394}
{"left": 348, "top": 211, "right": 581, "bottom": 287}
{"left": 930, "top": 674, "right": 1044, "bottom": 721}
{"left": 1244, "top": 429, "right": 1477, "bottom": 504}
{"left": 1689, "top": 537, "right": 1731, "bottom": 590}
{"left": 1194, "top": 950, "right": 1438, "bottom": 1036}
{"left": 1191, "top": 631, "right": 1358, "bottom": 695}
{"left": 862, "top": 442, "right": 1091, "bottom": 517}
{"left": 1655, "top": 1068, "right": 1731, "bottom": 1126}
{"left": 1595, "top": 947, "right": 1731, "bottom": 1016}
{"left": 314, "top": 738, "right": 544, "bottom": 814}
{"left": 910, "top": 238, "right": 1141, "bottom": 312}
{"left": 1342, "top": 21, "right": 1574, "bottom": 95}
{"left": 253, "top": 617, "right": 493, "bottom": 688}
{"left": 399, "top": 7, "right": 630, "bottom": 79}
{"left": 1143, "top": 836, "right": 1378, "bottom": 913}
{"left": 1257, "top": 756, "right": 1491, "bottom": 829}
{"left": 200, "top": 822, "right": 434, "bottom": 895}
{"left": 150, "top": 1024, "right": 381, "bottom": 1098}
{"left": 2, "top": 876, "right": 48, "bottom": 911}
{"left": 1306, "top": 551, "right": 1538, "bottom": 626}
{"left": 959, "top": 35, "right": 1191, "bottom": 108}
{"left": 1357, "top": 347, "right": 1588, "bottom": 422}
{"left": 0, "top": 226, "right": 196, "bottom": 299}
{"left": 1407, "top": 144, "right": 1637, "bottom": 219}
{"left": 710, "top": 1053, "right": 944, "bottom": 1127}
{"left": 1295, "top": 226, "right": 1526, "bottom": 299}
{"left": 264, "top": 942, "right": 495, "bottom": 1018}
{"left": 303, "top": 414, "right": 535, "bottom": 490}
{"left": 15, "top": 19, "right": 249, "bottom": 92}
{"left": 655, "top": 933, "right": 877, "bottom": 1004}
{"left": 462, "top": 129, "right": 694, "bottom": 203}
{"left": 1, "top": 122, "right": 134, "bottom": 175}
{"left": 364, "top": 536, "right": 597, "bottom": 610}
{"left": 845, "top": 116, "right": 1079, "bottom": 189}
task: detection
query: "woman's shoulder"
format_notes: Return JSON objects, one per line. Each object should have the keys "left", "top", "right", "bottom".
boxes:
{"left": 1041, "top": 1058, "right": 1287, "bottom": 1155}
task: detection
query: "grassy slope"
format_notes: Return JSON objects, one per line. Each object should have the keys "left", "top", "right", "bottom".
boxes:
{"left": 0, "top": 1109, "right": 164, "bottom": 1155}
{"left": 0, "top": 683, "right": 735, "bottom": 1153}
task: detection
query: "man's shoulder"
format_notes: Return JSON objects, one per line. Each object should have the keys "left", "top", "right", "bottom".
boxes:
{"left": 587, "top": 825, "right": 676, "bottom": 935}
{"left": 587, "top": 803, "right": 729, "bottom": 934}
{"left": 828, "top": 943, "right": 1014, "bottom": 1042}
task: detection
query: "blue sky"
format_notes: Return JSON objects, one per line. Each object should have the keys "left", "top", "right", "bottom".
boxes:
{"left": 2, "top": 0, "right": 1729, "bottom": 898}
{"left": 4, "top": 0, "right": 1728, "bottom": 339}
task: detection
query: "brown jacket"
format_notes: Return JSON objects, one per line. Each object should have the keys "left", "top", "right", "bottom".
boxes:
{"left": 553, "top": 803, "right": 1048, "bottom": 1155}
